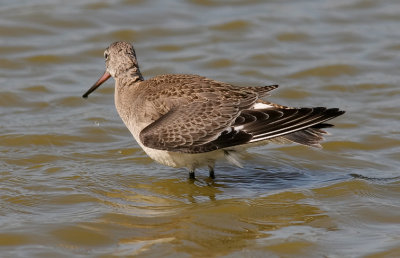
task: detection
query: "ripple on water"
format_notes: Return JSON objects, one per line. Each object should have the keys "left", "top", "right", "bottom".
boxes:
{"left": 0, "top": 45, "right": 36, "bottom": 55}
{"left": 0, "top": 58, "right": 24, "bottom": 70}
{"left": 86, "top": 29, "right": 138, "bottom": 45}
{"left": 312, "top": 179, "right": 400, "bottom": 234}
{"left": 323, "top": 83, "right": 394, "bottom": 93}
{"left": 83, "top": 2, "right": 110, "bottom": 10}
{"left": 204, "top": 58, "right": 234, "bottom": 69}
{"left": 274, "top": 88, "right": 312, "bottom": 99}
{"left": 247, "top": 53, "right": 286, "bottom": 68}
{"left": 312, "top": 179, "right": 374, "bottom": 199}
{"left": 0, "top": 25, "right": 53, "bottom": 38}
{"left": 289, "top": 64, "right": 358, "bottom": 78}
{"left": 0, "top": 134, "right": 81, "bottom": 147}
{"left": 276, "top": 32, "right": 310, "bottom": 42}
{"left": 23, "top": 85, "right": 51, "bottom": 93}
{"left": 53, "top": 96, "right": 87, "bottom": 107}
{"left": 24, "top": 55, "right": 65, "bottom": 65}
{"left": 0, "top": 234, "right": 32, "bottom": 247}
{"left": 0, "top": 91, "right": 50, "bottom": 111}
{"left": 50, "top": 224, "right": 113, "bottom": 247}
{"left": 154, "top": 44, "right": 185, "bottom": 52}
{"left": 0, "top": 92, "right": 25, "bottom": 107}
{"left": 210, "top": 20, "right": 251, "bottom": 31}
{"left": 88, "top": 189, "right": 335, "bottom": 256}
{"left": 189, "top": 0, "right": 264, "bottom": 7}
{"left": 324, "top": 135, "right": 400, "bottom": 151}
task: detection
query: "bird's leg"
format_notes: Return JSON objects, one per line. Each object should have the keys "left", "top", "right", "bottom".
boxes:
{"left": 189, "top": 170, "right": 195, "bottom": 179}
{"left": 208, "top": 165, "right": 215, "bottom": 179}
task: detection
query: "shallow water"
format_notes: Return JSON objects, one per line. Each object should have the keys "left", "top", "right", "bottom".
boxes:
{"left": 1, "top": 0, "right": 400, "bottom": 257}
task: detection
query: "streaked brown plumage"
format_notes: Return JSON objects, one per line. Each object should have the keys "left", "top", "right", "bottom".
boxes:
{"left": 83, "top": 41, "right": 345, "bottom": 179}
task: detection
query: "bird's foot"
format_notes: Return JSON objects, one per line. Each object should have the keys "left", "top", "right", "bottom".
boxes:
{"left": 209, "top": 170, "right": 215, "bottom": 179}
{"left": 208, "top": 165, "right": 215, "bottom": 179}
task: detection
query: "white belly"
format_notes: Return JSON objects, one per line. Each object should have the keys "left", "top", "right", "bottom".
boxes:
{"left": 140, "top": 144, "right": 225, "bottom": 169}
{"left": 117, "top": 102, "right": 248, "bottom": 170}
{"left": 124, "top": 119, "right": 224, "bottom": 170}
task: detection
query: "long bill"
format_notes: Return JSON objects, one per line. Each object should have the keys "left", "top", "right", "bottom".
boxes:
{"left": 82, "top": 71, "right": 111, "bottom": 98}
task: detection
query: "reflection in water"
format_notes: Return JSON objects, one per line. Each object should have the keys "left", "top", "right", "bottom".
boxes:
{"left": 91, "top": 180, "right": 333, "bottom": 256}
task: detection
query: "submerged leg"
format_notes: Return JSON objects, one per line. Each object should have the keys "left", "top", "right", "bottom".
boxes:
{"left": 208, "top": 165, "right": 215, "bottom": 179}
{"left": 189, "top": 170, "right": 195, "bottom": 179}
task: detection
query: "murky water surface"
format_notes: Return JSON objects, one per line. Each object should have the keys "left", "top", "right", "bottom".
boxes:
{"left": 1, "top": 0, "right": 400, "bottom": 257}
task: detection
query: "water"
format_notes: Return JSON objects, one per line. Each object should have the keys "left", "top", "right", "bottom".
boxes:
{"left": 1, "top": 0, "right": 400, "bottom": 257}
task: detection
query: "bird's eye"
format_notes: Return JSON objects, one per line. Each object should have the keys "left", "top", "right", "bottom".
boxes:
{"left": 104, "top": 52, "right": 109, "bottom": 59}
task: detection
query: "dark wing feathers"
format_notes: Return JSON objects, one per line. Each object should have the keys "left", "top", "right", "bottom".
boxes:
{"left": 139, "top": 76, "right": 344, "bottom": 153}
{"left": 227, "top": 107, "right": 344, "bottom": 147}
{"left": 248, "top": 108, "right": 343, "bottom": 142}
{"left": 283, "top": 127, "right": 325, "bottom": 147}
{"left": 140, "top": 104, "right": 344, "bottom": 153}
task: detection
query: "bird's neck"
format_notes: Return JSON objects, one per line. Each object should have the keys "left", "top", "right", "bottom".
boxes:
{"left": 113, "top": 62, "right": 143, "bottom": 82}
{"left": 114, "top": 64, "right": 143, "bottom": 97}
{"left": 117, "top": 66, "right": 143, "bottom": 81}
{"left": 114, "top": 76, "right": 141, "bottom": 128}
{"left": 129, "top": 66, "right": 144, "bottom": 82}
{"left": 115, "top": 75, "right": 142, "bottom": 96}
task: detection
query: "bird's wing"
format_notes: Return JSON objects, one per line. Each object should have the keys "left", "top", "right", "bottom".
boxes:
{"left": 140, "top": 101, "right": 344, "bottom": 153}
{"left": 139, "top": 78, "right": 279, "bottom": 153}
{"left": 197, "top": 107, "right": 344, "bottom": 152}
{"left": 139, "top": 99, "right": 247, "bottom": 153}
{"left": 234, "top": 107, "right": 344, "bottom": 146}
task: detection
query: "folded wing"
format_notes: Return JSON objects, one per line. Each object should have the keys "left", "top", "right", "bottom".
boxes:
{"left": 140, "top": 96, "right": 345, "bottom": 153}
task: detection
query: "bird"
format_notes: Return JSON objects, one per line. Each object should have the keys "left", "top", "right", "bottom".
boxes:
{"left": 82, "top": 41, "right": 345, "bottom": 179}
